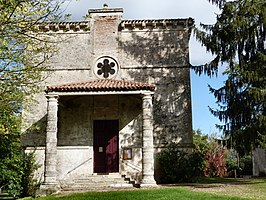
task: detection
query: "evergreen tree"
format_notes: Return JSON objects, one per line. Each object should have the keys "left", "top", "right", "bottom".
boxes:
{"left": 193, "top": 0, "right": 266, "bottom": 155}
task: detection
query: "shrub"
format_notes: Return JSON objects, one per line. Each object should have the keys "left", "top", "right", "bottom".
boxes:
{"left": 157, "top": 143, "right": 206, "bottom": 183}
{"left": 21, "top": 151, "right": 40, "bottom": 197}
{"left": 157, "top": 130, "right": 229, "bottom": 183}
{"left": 0, "top": 134, "right": 39, "bottom": 197}
{"left": 204, "top": 140, "right": 227, "bottom": 177}
{"left": 239, "top": 155, "right": 252, "bottom": 175}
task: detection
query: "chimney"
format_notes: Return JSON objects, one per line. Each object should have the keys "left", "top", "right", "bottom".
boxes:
{"left": 89, "top": 5, "right": 123, "bottom": 57}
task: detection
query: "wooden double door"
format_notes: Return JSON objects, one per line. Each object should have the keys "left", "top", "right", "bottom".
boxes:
{"left": 93, "top": 120, "right": 119, "bottom": 173}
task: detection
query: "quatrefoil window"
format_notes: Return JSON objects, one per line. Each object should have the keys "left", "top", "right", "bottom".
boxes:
{"left": 94, "top": 57, "right": 118, "bottom": 79}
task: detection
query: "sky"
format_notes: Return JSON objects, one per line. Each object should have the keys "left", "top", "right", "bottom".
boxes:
{"left": 62, "top": 0, "right": 227, "bottom": 136}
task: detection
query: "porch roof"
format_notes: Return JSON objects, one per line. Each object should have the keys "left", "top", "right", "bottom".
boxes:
{"left": 46, "top": 79, "right": 155, "bottom": 93}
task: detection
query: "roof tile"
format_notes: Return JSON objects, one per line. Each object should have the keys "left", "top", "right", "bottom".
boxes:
{"left": 46, "top": 79, "right": 155, "bottom": 93}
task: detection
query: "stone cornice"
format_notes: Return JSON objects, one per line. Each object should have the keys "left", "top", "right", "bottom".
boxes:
{"left": 89, "top": 8, "right": 123, "bottom": 14}
{"left": 119, "top": 18, "right": 194, "bottom": 31}
{"left": 34, "top": 17, "right": 194, "bottom": 32}
{"left": 35, "top": 21, "right": 90, "bottom": 32}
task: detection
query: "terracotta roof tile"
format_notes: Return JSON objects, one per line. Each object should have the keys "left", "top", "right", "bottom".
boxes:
{"left": 46, "top": 79, "right": 155, "bottom": 93}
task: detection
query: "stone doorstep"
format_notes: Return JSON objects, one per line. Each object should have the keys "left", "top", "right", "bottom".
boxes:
{"left": 60, "top": 174, "right": 136, "bottom": 191}
{"left": 61, "top": 184, "right": 134, "bottom": 191}
{"left": 0, "top": 192, "right": 14, "bottom": 200}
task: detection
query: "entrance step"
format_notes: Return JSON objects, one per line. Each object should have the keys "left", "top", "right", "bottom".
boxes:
{"left": 0, "top": 192, "right": 14, "bottom": 200}
{"left": 61, "top": 173, "right": 137, "bottom": 191}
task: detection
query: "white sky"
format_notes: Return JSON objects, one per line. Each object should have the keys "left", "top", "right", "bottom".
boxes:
{"left": 63, "top": 0, "right": 226, "bottom": 135}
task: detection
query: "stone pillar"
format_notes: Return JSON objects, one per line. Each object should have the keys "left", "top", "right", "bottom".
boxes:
{"left": 141, "top": 92, "right": 157, "bottom": 186}
{"left": 41, "top": 94, "right": 59, "bottom": 194}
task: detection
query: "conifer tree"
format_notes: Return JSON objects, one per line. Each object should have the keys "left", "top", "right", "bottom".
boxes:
{"left": 193, "top": 0, "right": 266, "bottom": 155}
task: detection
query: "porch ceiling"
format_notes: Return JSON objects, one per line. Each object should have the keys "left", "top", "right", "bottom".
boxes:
{"left": 46, "top": 79, "right": 155, "bottom": 94}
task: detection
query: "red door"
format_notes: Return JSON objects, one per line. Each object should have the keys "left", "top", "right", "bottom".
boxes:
{"left": 93, "top": 120, "right": 119, "bottom": 173}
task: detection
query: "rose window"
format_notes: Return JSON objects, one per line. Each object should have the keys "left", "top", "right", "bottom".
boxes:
{"left": 94, "top": 57, "right": 118, "bottom": 79}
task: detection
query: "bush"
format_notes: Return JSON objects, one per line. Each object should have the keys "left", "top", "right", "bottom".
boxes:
{"left": 157, "top": 131, "right": 229, "bottom": 183}
{"left": 204, "top": 140, "right": 227, "bottom": 177}
{"left": 157, "top": 143, "right": 206, "bottom": 183}
{"left": 0, "top": 134, "right": 39, "bottom": 197}
{"left": 239, "top": 155, "right": 252, "bottom": 175}
{"left": 21, "top": 151, "right": 40, "bottom": 197}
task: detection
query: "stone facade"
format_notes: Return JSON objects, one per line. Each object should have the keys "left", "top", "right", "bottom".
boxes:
{"left": 253, "top": 148, "right": 266, "bottom": 176}
{"left": 22, "top": 6, "right": 194, "bottom": 192}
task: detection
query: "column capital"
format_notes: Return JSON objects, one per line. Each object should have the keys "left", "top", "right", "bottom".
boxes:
{"left": 141, "top": 91, "right": 154, "bottom": 97}
{"left": 45, "top": 94, "right": 59, "bottom": 100}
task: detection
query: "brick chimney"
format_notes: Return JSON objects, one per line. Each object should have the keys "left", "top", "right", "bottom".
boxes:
{"left": 89, "top": 5, "right": 123, "bottom": 57}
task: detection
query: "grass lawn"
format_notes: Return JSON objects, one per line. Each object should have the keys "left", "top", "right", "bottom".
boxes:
{"left": 21, "top": 178, "right": 266, "bottom": 200}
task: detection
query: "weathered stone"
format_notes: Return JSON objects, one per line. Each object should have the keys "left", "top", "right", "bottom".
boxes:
{"left": 22, "top": 5, "right": 194, "bottom": 192}
{"left": 142, "top": 93, "right": 156, "bottom": 185}
{"left": 43, "top": 95, "right": 58, "bottom": 189}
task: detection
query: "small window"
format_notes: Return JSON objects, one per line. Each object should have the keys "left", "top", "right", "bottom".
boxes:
{"left": 94, "top": 56, "right": 119, "bottom": 79}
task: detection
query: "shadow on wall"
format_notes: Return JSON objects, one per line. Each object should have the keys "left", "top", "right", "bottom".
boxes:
{"left": 22, "top": 115, "right": 47, "bottom": 147}
{"left": 118, "top": 30, "right": 189, "bottom": 68}
{"left": 118, "top": 30, "right": 193, "bottom": 147}
{"left": 22, "top": 94, "right": 145, "bottom": 147}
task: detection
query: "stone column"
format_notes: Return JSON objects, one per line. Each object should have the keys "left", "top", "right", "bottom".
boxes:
{"left": 42, "top": 94, "right": 59, "bottom": 193}
{"left": 141, "top": 92, "right": 157, "bottom": 186}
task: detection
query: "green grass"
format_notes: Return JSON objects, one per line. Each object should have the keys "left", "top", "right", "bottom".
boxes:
{"left": 23, "top": 187, "right": 245, "bottom": 200}
{"left": 20, "top": 178, "right": 266, "bottom": 200}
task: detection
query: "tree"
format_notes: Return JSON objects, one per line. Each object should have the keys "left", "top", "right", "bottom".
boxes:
{"left": 193, "top": 0, "right": 266, "bottom": 155}
{"left": 0, "top": 0, "right": 64, "bottom": 197}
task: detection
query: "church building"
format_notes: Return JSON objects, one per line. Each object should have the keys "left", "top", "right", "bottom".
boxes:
{"left": 22, "top": 5, "right": 194, "bottom": 193}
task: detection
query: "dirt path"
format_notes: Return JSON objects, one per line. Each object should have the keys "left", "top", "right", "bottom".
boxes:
{"left": 166, "top": 178, "right": 266, "bottom": 200}
{"left": 57, "top": 178, "right": 266, "bottom": 199}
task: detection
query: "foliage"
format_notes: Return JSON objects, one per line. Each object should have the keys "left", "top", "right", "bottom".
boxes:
{"left": 193, "top": 129, "right": 210, "bottom": 154}
{"left": 157, "top": 133, "right": 208, "bottom": 183}
{"left": 193, "top": 0, "right": 266, "bottom": 155}
{"left": 21, "top": 151, "right": 41, "bottom": 197}
{"left": 0, "top": 0, "right": 64, "bottom": 197}
{"left": 0, "top": 133, "right": 40, "bottom": 197}
{"left": 157, "top": 144, "right": 187, "bottom": 183}
{"left": 157, "top": 143, "right": 205, "bottom": 183}
{"left": 0, "top": 132, "right": 23, "bottom": 197}
{"left": 194, "top": 130, "right": 227, "bottom": 178}
{"left": 157, "top": 130, "right": 230, "bottom": 183}
{"left": 204, "top": 140, "right": 227, "bottom": 177}
{"left": 225, "top": 148, "right": 239, "bottom": 177}
{"left": 239, "top": 155, "right": 253, "bottom": 175}
{"left": 0, "top": 0, "right": 63, "bottom": 132}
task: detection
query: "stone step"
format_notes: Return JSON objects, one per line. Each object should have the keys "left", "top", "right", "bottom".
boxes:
{"left": 61, "top": 183, "right": 133, "bottom": 191}
{"left": 74, "top": 176, "right": 127, "bottom": 183}
{"left": 0, "top": 193, "right": 14, "bottom": 200}
{"left": 60, "top": 174, "right": 136, "bottom": 191}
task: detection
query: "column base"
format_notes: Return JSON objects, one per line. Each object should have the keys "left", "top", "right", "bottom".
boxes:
{"left": 141, "top": 179, "right": 158, "bottom": 187}
{"left": 141, "top": 183, "right": 158, "bottom": 188}
{"left": 37, "top": 183, "right": 60, "bottom": 196}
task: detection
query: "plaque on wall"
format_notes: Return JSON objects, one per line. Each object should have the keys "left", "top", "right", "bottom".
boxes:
{"left": 123, "top": 148, "right": 132, "bottom": 160}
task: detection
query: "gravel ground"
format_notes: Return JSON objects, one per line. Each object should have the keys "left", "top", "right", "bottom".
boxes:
{"left": 56, "top": 178, "right": 266, "bottom": 199}
{"left": 164, "top": 178, "right": 266, "bottom": 200}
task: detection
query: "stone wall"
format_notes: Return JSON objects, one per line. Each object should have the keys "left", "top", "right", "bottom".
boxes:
{"left": 253, "top": 148, "right": 266, "bottom": 176}
{"left": 22, "top": 7, "right": 193, "bottom": 183}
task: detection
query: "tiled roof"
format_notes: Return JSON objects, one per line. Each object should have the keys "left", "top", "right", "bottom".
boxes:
{"left": 46, "top": 79, "right": 155, "bottom": 93}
